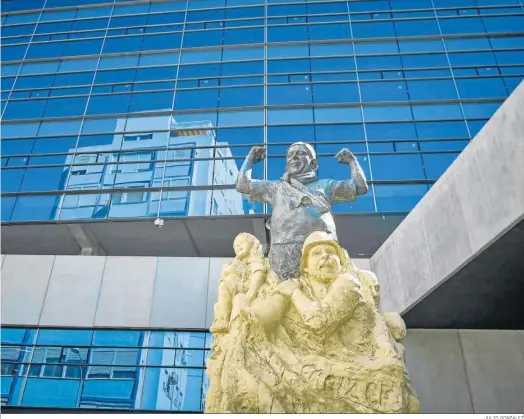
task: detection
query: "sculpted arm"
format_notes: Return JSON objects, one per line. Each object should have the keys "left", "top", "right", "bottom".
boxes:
{"left": 236, "top": 146, "right": 265, "bottom": 194}
{"left": 245, "top": 262, "right": 266, "bottom": 303}
{"left": 329, "top": 149, "right": 369, "bottom": 202}
{"left": 287, "top": 279, "right": 361, "bottom": 333}
{"left": 236, "top": 146, "right": 277, "bottom": 204}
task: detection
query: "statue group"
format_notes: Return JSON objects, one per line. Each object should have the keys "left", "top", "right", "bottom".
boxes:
{"left": 205, "top": 143, "right": 420, "bottom": 414}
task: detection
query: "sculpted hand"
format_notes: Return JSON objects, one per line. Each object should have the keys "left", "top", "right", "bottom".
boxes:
{"left": 247, "top": 146, "right": 266, "bottom": 163}
{"left": 245, "top": 290, "right": 256, "bottom": 304}
{"left": 335, "top": 148, "right": 356, "bottom": 164}
{"left": 274, "top": 279, "right": 299, "bottom": 298}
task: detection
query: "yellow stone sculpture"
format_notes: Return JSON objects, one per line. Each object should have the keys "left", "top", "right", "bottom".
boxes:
{"left": 205, "top": 231, "right": 420, "bottom": 414}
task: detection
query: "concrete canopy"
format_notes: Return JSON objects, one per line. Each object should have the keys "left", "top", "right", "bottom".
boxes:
{"left": 1, "top": 212, "right": 405, "bottom": 259}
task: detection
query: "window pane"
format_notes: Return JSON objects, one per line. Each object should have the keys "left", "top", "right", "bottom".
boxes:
{"left": 314, "top": 107, "right": 362, "bottom": 123}
{"left": 93, "top": 331, "right": 144, "bottom": 347}
{"left": 456, "top": 78, "right": 507, "bottom": 99}
{"left": 361, "top": 81, "right": 408, "bottom": 102}
{"left": 267, "top": 85, "right": 312, "bottom": 106}
{"left": 416, "top": 121, "right": 469, "bottom": 139}
{"left": 371, "top": 154, "right": 426, "bottom": 180}
{"left": 423, "top": 153, "right": 460, "bottom": 179}
{"left": 21, "top": 378, "right": 80, "bottom": 408}
{"left": 411, "top": 104, "right": 463, "bottom": 121}
{"left": 462, "top": 102, "right": 502, "bottom": 119}
{"left": 86, "top": 95, "right": 131, "bottom": 115}
{"left": 407, "top": 80, "right": 458, "bottom": 101}
{"left": 367, "top": 122, "right": 417, "bottom": 140}
{"left": 1, "top": 197, "right": 17, "bottom": 222}
{"left": 141, "top": 368, "right": 203, "bottom": 411}
{"left": 11, "top": 195, "right": 61, "bottom": 222}
{"left": 375, "top": 184, "right": 428, "bottom": 212}
{"left": 1, "top": 328, "right": 36, "bottom": 345}
{"left": 364, "top": 105, "right": 413, "bottom": 121}
{"left": 219, "top": 86, "right": 263, "bottom": 107}
{"left": 3, "top": 100, "right": 47, "bottom": 120}
{"left": 267, "top": 108, "right": 314, "bottom": 125}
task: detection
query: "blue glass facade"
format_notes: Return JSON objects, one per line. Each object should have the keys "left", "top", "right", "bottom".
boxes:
{"left": 1, "top": 0, "right": 524, "bottom": 222}
{"left": 1, "top": 327, "right": 211, "bottom": 412}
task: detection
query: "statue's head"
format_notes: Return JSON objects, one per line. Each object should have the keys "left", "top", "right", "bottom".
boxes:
{"left": 233, "top": 233, "right": 263, "bottom": 260}
{"left": 300, "top": 231, "right": 345, "bottom": 283}
{"left": 286, "top": 142, "right": 318, "bottom": 176}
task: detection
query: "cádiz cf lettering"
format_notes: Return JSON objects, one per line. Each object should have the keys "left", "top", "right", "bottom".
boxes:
{"left": 326, "top": 376, "right": 402, "bottom": 412}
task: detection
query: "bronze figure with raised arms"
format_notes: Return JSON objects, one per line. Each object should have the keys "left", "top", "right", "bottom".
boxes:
{"left": 236, "top": 142, "right": 368, "bottom": 280}
{"left": 205, "top": 142, "right": 419, "bottom": 414}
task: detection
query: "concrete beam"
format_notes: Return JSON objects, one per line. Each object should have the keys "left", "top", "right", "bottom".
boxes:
{"left": 68, "top": 224, "right": 106, "bottom": 256}
{"left": 371, "top": 81, "right": 524, "bottom": 328}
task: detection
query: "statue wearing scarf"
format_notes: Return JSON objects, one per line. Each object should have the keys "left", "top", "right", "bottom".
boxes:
{"left": 236, "top": 142, "right": 369, "bottom": 281}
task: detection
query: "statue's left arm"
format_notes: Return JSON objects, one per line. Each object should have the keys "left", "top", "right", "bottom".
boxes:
{"left": 328, "top": 149, "right": 369, "bottom": 203}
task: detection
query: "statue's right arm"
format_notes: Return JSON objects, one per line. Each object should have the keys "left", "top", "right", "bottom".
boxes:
{"left": 290, "top": 280, "right": 360, "bottom": 334}
{"left": 236, "top": 146, "right": 275, "bottom": 202}
{"left": 236, "top": 151, "right": 257, "bottom": 194}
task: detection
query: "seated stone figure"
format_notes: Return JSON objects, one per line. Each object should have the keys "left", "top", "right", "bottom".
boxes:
{"left": 205, "top": 231, "right": 420, "bottom": 414}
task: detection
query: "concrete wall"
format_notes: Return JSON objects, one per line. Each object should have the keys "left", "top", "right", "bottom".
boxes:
{"left": 403, "top": 329, "right": 524, "bottom": 414}
{"left": 0, "top": 253, "right": 370, "bottom": 329}
{"left": 2, "top": 255, "right": 524, "bottom": 414}
{"left": 370, "top": 80, "right": 524, "bottom": 315}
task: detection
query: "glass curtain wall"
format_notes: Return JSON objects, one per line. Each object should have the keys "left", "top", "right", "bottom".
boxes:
{"left": 0, "top": 327, "right": 211, "bottom": 412}
{"left": 2, "top": 0, "right": 523, "bottom": 221}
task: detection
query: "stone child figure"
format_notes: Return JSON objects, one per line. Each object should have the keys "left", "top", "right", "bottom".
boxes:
{"left": 236, "top": 142, "right": 369, "bottom": 280}
{"left": 210, "top": 233, "right": 267, "bottom": 334}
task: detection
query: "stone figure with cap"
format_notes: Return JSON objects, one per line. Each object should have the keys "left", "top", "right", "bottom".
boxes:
{"left": 236, "top": 142, "right": 369, "bottom": 280}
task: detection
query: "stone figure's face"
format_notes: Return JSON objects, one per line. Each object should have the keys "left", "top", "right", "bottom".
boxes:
{"left": 234, "top": 236, "right": 252, "bottom": 259}
{"left": 306, "top": 243, "right": 341, "bottom": 282}
{"left": 286, "top": 144, "right": 315, "bottom": 175}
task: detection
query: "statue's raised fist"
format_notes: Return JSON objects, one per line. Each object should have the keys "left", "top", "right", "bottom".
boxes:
{"left": 335, "top": 148, "right": 356, "bottom": 164}
{"left": 248, "top": 146, "right": 266, "bottom": 163}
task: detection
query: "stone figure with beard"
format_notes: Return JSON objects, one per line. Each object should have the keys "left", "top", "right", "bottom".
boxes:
{"left": 236, "top": 142, "right": 369, "bottom": 280}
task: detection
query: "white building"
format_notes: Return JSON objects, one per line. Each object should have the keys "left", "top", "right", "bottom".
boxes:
{"left": 59, "top": 117, "right": 245, "bottom": 220}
